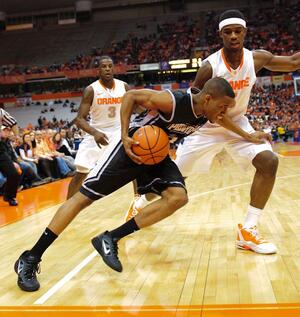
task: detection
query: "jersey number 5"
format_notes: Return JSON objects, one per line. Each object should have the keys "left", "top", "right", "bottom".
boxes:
{"left": 108, "top": 106, "right": 116, "bottom": 118}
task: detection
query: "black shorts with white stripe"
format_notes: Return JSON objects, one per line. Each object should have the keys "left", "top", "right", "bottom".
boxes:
{"left": 79, "top": 141, "right": 186, "bottom": 200}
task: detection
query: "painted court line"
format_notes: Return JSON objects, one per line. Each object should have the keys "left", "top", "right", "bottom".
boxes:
{"left": 34, "top": 173, "right": 300, "bottom": 305}
{"left": 34, "top": 251, "right": 98, "bottom": 305}
{"left": 189, "top": 173, "right": 300, "bottom": 199}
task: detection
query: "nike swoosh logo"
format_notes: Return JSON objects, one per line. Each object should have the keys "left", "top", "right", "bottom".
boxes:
{"left": 17, "top": 261, "right": 23, "bottom": 274}
{"left": 102, "top": 239, "right": 110, "bottom": 255}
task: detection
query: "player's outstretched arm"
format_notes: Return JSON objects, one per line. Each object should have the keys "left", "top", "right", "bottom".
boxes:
{"left": 121, "top": 90, "right": 154, "bottom": 135}
{"left": 216, "top": 115, "right": 271, "bottom": 144}
{"left": 254, "top": 50, "right": 300, "bottom": 72}
{"left": 120, "top": 89, "right": 173, "bottom": 164}
{"left": 120, "top": 90, "right": 154, "bottom": 164}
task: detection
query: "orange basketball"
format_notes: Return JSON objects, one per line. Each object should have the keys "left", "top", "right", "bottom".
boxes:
{"left": 132, "top": 125, "right": 170, "bottom": 165}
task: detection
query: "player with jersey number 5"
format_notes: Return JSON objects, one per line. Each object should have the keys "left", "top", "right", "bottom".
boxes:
{"left": 67, "top": 55, "right": 130, "bottom": 198}
{"left": 125, "top": 9, "right": 300, "bottom": 255}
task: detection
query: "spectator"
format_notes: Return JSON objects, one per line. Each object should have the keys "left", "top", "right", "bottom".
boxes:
{"left": 44, "top": 129, "right": 76, "bottom": 173}
{"left": 52, "top": 132, "right": 75, "bottom": 158}
{"left": 1, "top": 127, "right": 45, "bottom": 190}
{"left": 0, "top": 109, "right": 20, "bottom": 206}
{"left": 59, "top": 128, "right": 77, "bottom": 157}
{"left": 34, "top": 130, "right": 61, "bottom": 179}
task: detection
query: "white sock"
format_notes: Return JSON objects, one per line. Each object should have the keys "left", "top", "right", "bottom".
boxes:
{"left": 243, "top": 205, "right": 262, "bottom": 228}
{"left": 135, "top": 195, "right": 149, "bottom": 209}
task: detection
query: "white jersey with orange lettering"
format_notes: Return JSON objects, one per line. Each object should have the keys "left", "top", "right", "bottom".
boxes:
{"left": 89, "top": 78, "right": 126, "bottom": 132}
{"left": 75, "top": 78, "right": 127, "bottom": 173}
{"left": 207, "top": 48, "right": 256, "bottom": 119}
{"left": 175, "top": 48, "right": 273, "bottom": 176}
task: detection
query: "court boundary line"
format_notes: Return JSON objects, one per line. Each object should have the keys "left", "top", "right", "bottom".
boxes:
{"left": 3, "top": 303, "right": 300, "bottom": 311}
{"left": 34, "top": 251, "right": 98, "bottom": 304}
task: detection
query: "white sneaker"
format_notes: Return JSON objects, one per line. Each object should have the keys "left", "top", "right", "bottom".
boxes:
{"left": 124, "top": 195, "right": 142, "bottom": 222}
{"left": 236, "top": 224, "right": 277, "bottom": 254}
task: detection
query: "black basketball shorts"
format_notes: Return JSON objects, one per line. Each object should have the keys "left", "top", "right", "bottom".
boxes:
{"left": 80, "top": 139, "right": 186, "bottom": 200}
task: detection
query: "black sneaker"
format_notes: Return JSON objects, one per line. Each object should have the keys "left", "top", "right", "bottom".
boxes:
{"left": 14, "top": 251, "right": 41, "bottom": 292}
{"left": 3, "top": 197, "right": 18, "bottom": 206}
{"left": 91, "top": 231, "right": 123, "bottom": 272}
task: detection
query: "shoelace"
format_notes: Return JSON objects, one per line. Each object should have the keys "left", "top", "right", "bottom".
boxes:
{"left": 131, "top": 207, "right": 139, "bottom": 217}
{"left": 111, "top": 239, "right": 119, "bottom": 259}
{"left": 246, "top": 227, "right": 266, "bottom": 244}
{"left": 24, "top": 260, "right": 41, "bottom": 280}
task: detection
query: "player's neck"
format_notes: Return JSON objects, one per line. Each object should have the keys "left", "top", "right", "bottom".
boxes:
{"left": 222, "top": 47, "right": 244, "bottom": 69}
{"left": 192, "top": 94, "right": 205, "bottom": 117}
{"left": 99, "top": 78, "right": 114, "bottom": 89}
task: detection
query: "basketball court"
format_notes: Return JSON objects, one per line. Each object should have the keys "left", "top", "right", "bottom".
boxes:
{"left": 1, "top": 143, "right": 300, "bottom": 316}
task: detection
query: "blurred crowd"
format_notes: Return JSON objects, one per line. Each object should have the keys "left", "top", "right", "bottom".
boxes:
{"left": 247, "top": 83, "right": 300, "bottom": 142}
{"left": 0, "top": 3, "right": 299, "bottom": 76}
{"left": 0, "top": 126, "right": 83, "bottom": 194}
{"left": 103, "top": 16, "right": 202, "bottom": 65}
{"left": 0, "top": 54, "right": 93, "bottom": 76}
{"left": 204, "top": 4, "right": 299, "bottom": 59}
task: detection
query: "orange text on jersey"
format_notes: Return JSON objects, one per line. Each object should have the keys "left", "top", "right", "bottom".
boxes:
{"left": 229, "top": 77, "right": 250, "bottom": 90}
{"left": 97, "top": 97, "right": 123, "bottom": 105}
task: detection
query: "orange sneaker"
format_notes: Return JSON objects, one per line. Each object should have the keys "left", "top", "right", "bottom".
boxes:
{"left": 236, "top": 224, "right": 277, "bottom": 254}
{"left": 124, "top": 195, "right": 142, "bottom": 222}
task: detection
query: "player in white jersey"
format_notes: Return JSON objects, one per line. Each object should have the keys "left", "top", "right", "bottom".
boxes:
{"left": 125, "top": 10, "right": 300, "bottom": 254}
{"left": 67, "top": 56, "right": 129, "bottom": 198}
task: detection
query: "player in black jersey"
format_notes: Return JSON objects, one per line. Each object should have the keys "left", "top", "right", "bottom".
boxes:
{"left": 14, "top": 77, "right": 271, "bottom": 291}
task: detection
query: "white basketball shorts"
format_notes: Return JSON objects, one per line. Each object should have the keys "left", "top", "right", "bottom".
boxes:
{"left": 74, "top": 130, "right": 120, "bottom": 173}
{"left": 175, "top": 116, "right": 274, "bottom": 177}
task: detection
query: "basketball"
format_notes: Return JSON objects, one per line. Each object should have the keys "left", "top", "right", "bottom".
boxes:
{"left": 132, "top": 125, "right": 170, "bottom": 165}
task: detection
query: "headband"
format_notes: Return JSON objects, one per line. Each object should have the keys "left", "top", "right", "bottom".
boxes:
{"left": 219, "top": 18, "right": 246, "bottom": 31}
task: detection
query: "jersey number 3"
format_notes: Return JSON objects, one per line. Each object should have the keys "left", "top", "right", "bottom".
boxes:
{"left": 108, "top": 106, "right": 116, "bottom": 118}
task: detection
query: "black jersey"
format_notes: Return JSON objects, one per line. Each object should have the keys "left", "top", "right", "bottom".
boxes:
{"left": 130, "top": 89, "right": 207, "bottom": 142}
{"left": 82, "top": 89, "right": 202, "bottom": 200}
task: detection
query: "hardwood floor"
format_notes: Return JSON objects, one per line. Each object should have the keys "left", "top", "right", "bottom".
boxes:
{"left": 1, "top": 143, "right": 300, "bottom": 316}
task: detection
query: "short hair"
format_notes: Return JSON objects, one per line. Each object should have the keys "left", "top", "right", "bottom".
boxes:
{"left": 219, "top": 10, "right": 246, "bottom": 23}
{"left": 202, "top": 77, "right": 235, "bottom": 99}
{"left": 99, "top": 55, "right": 113, "bottom": 65}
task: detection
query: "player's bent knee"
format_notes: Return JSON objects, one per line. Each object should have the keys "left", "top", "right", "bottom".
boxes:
{"left": 176, "top": 193, "right": 189, "bottom": 209}
{"left": 72, "top": 171, "right": 88, "bottom": 182}
{"left": 269, "top": 154, "right": 279, "bottom": 171}
{"left": 253, "top": 151, "right": 279, "bottom": 175}
{"left": 71, "top": 191, "right": 94, "bottom": 209}
{"left": 163, "top": 187, "right": 188, "bottom": 211}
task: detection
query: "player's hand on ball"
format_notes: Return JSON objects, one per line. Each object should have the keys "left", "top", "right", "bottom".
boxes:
{"left": 247, "top": 131, "right": 272, "bottom": 144}
{"left": 122, "top": 135, "right": 142, "bottom": 164}
{"left": 94, "top": 131, "right": 109, "bottom": 148}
